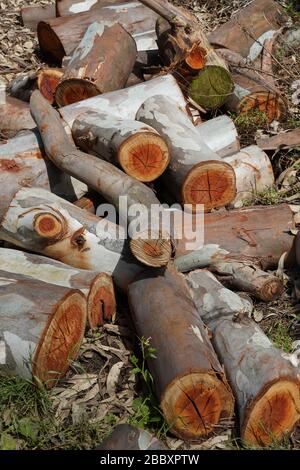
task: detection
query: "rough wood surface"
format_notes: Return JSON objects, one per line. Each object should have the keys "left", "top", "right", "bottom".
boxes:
{"left": 30, "top": 90, "right": 173, "bottom": 268}
{"left": 72, "top": 110, "right": 170, "bottom": 182}
{"left": 0, "top": 186, "right": 143, "bottom": 291}
{"left": 136, "top": 94, "right": 236, "bottom": 212}
{"left": 37, "top": 68, "right": 64, "bottom": 104}
{"left": 257, "top": 128, "right": 300, "bottom": 150}
{"left": 186, "top": 269, "right": 300, "bottom": 446}
{"left": 97, "top": 424, "right": 168, "bottom": 450}
{"left": 223, "top": 145, "right": 275, "bottom": 208}
{"left": 208, "top": 0, "right": 288, "bottom": 60}
{"left": 128, "top": 266, "right": 234, "bottom": 441}
{"left": 38, "top": 1, "right": 158, "bottom": 62}
{"left": 21, "top": 4, "right": 56, "bottom": 31}
{"left": 0, "top": 97, "right": 35, "bottom": 139}
{"left": 0, "top": 130, "right": 87, "bottom": 221}
{"left": 55, "top": 22, "right": 137, "bottom": 106}
{"left": 195, "top": 115, "right": 240, "bottom": 158}
{"left": 59, "top": 74, "right": 188, "bottom": 128}
{"left": 0, "top": 270, "right": 87, "bottom": 387}
{"left": 0, "top": 248, "right": 116, "bottom": 328}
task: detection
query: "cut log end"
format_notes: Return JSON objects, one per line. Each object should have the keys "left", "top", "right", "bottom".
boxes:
{"left": 130, "top": 232, "right": 172, "bottom": 267}
{"left": 37, "top": 68, "right": 64, "bottom": 104}
{"left": 243, "top": 380, "right": 300, "bottom": 447}
{"left": 161, "top": 372, "right": 234, "bottom": 440}
{"left": 37, "top": 21, "right": 65, "bottom": 63}
{"left": 55, "top": 79, "right": 99, "bottom": 107}
{"left": 182, "top": 161, "right": 236, "bottom": 212}
{"left": 33, "top": 291, "right": 87, "bottom": 388}
{"left": 189, "top": 66, "right": 234, "bottom": 109}
{"left": 185, "top": 43, "right": 207, "bottom": 70}
{"left": 34, "top": 213, "right": 65, "bottom": 239}
{"left": 259, "top": 277, "right": 284, "bottom": 302}
{"left": 240, "top": 92, "right": 286, "bottom": 122}
{"left": 87, "top": 273, "right": 116, "bottom": 329}
{"left": 118, "top": 132, "right": 170, "bottom": 182}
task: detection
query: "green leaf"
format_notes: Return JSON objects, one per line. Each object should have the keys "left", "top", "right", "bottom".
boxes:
{"left": 17, "top": 418, "right": 40, "bottom": 442}
{"left": 0, "top": 433, "right": 17, "bottom": 450}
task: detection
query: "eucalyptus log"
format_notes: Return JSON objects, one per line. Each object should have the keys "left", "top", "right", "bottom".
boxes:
{"left": 136, "top": 95, "right": 236, "bottom": 212}
{"left": 9, "top": 72, "right": 37, "bottom": 102}
{"left": 128, "top": 266, "right": 234, "bottom": 441}
{"left": 37, "top": 68, "right": 64, "bottom": 104}
{"left": 257, "top": 128, "right": 300, "bottom": 151}
{"left": 55, "top": 22, "right": 137, "bottom": 106}
{"left": 37, "top": 2, "right": 158, "bottom": 62}
{"left": 0, "top": 248, "right": 116, "bottom": 328}
{"left": 186, "top": 269, "right": 300, "bottom": 446}
{"left": 59, "top": 74, "right": 188, "bottom": 127}
{"left": 0, "top": 97, "right": 35, "bottom": 138}
{"left": 97, "top": 424, "right": 168, "bottom": 450}
{"left": 0, "top": 270, "right": 87, "bottom": 387}
{"left": 208, "top": 0, "right": 288, "bottom": 61}
{"left": 223, "top": 145, "right": 274, "bottom": 208}
{"left": 72, "top": 110, "right": 170, "bottom": 182}
{"left": 21, "top": 4, "right": 56, "bottom": 30}
{"left": 74, "top": 195, "right": 95, "bottom": 213}
{"left": 30, "top": 90, "right": 173, "bottom": 267}
{"left": 0, "top": 130, "right": 88, "bottom": 220}
{"left": 195, "top": 115, "right": 240, "bottom": 158}
{"left": 0, "top": 186, "right": 143, "bottom": 291}
{"left": 175, "top": 204, "right": 296, "bottom": 270}
{"left": 56, "top": 0, "right": 128, "bottom": 17}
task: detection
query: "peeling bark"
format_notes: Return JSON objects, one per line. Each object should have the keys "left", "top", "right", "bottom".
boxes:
{"left": 97, "top": 424, "right": 168, "bottom": 450}
{"left": 0, "top": 97, "right": 35, "bottom": 138}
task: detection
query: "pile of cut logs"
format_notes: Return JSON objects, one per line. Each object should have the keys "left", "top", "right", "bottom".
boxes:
{"left": 0, "top": 0, "right": 300, "bottom": 449}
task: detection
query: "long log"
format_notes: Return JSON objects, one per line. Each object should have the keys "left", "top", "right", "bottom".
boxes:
{"left": 0, "top": 270, "right": 87, "bottom": 387}
{"left": 0, "top": 186, "right": 143, "bottom": 291}
{"left": 30, "top": 90, "right": 173, "bottom": 268}
{"left": 59, "top": 74, "right": 188, "bottom": 128}
{"left": 0, "top": 130, "right": 88, "bottom": 221}
{"left": 0, "top": 248, "right": 116, "bottom": 329}
{"left": 185, "top": 269, "right": 300, "bottom": 446}
{"left": 21, "top": 4, "right": 56, "bottom": 31}
{"left": 257, "top": 128, "right": 300, "bottom": 151}
{"left": 56, "top": 0, "right": 129, "bottom": 16}
{"left": 0, "top": 97, "right": 35, "bottom": 139}
{"left": 37, "top": 2, "right": 158, "bottom": 62}
{"left": 208, "top": 0, "right": 288, "bottom": 61}
{"left": 128, "top": 266, "right": 234, "bottom": 441}
{"left": 175, "top": 204, "right": 296, "bottom": 270}
{"left": 72, "top": 110, "right": 170, "bottom": 182}
{"left": 195, "top": 115, "right": 240, "bottom": 158}
{"left": 223, "top": 145, "right": 275, "bottom": 208}
{"left": 97, "top": 424, "right": 168, "bottom": 450}
{"left": 136, "top": 95, "right": 236, "bottom": 212}
{"left": 55, "top": 22, "right": 137, "bottom": 106}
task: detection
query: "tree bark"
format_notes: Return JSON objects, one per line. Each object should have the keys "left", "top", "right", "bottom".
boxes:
{"left": 195, "top": 115, "right": 240, "bottom": 158}
{"left": 37, "top": 68, "right": 64, "bottom": 104}
{"left": 128, "top": 265, "right": 234, "bottom": 441}
{"left": 37, "top": 2, "right": 158, "bottom": 62}
{"left": 30, "top": 90, "right": 173, "bottom": 268}
{"left": 136, "top": 94, "right": 236, "bottom": 212}
{"left": 21, "top": 4, "right": 56, "bottom": 31}
{"left": 97, "top": 424, "right": 168, "bottom": 450}
{"left": 0, "top": 97, "right": 35, "bottom": 139}
{"left": 55, "top": 22, "right": 137, "bottom": 106}
{"left": 208, "top": 0, "right": 288, "bottom": 61}
{"left": 257, "top": 128, "right": 300, "bottom": 151}
{"left": 185, "top": 269, "right": 300, "bottom": 446}
{"left": 9, "top": 71, "right": 38, "bottom": 102}
{"left": 58, "top": 74, "right": 188, "bottom": 128}
{"left": 0, "top": 186, "right": 143, "bottom": 291}
{"left": 0, "top": 270, "right": 87, "bottom": 388}
{"left": 56, "top": 0, "right": 129, "bottom": 17}
{"left": 0, "top": 129, "right": 88, "bottom": 221}
{"left": 175, "top": 204, "right": 296, "bottom": 270}
{"left": 72, "top": 110, "right": 170, "bottom": 182}
{"left": 223, "top": 145, "right": 275, "bottom": 208}
{"left": 0, "top": 247, "right": 116, "bottom": 329}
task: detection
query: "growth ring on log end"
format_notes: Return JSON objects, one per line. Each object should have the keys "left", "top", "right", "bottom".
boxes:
{"left": 182, "top": 161, "right": 236, "bottom": 212}
{"left": 118, "top": 132, "right": 170, "bottom": 182}
{"left": 242, "top": 380, "right": 300, "bottom": 446}
{"left": 87, "top": 273, "right": 116, "bottom": 328}
{"left": 37, "top": 21, "right": 65, "bottom": 62}
{"left": 55, "top": 78, "right": 99, "bottom": 107}
{"left": 239, "top": 92, "right": 287, "bottom": 123}
{"left": 37, "top": 68, "right": 64, "bottom": 104}
{"left": 33, "top": 290, "right": 87, "bottom": 388}
{"left": 130, "top": 231, "right": 173, "bottom": 268}
{"left": 161, "top": 372, "right": 234, "bottom": 440}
